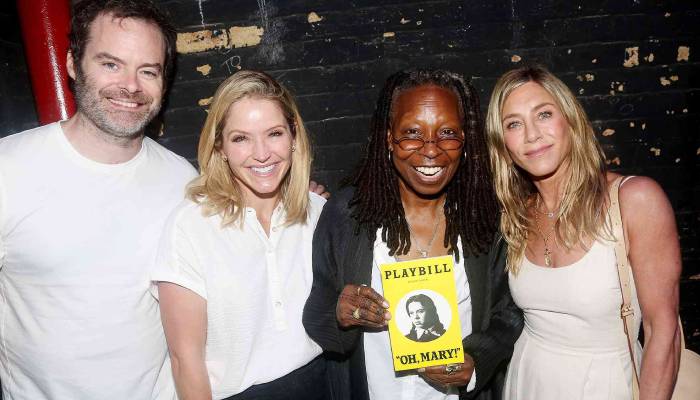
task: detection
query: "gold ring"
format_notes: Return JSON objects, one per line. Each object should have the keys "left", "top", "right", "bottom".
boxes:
{"left": 352, "top": 307, "right": 361, "bottom": 320}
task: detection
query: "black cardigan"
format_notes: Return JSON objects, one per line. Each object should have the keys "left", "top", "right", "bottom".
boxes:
{"left": 303, "top": 187, "right": 523, "bottom": 400}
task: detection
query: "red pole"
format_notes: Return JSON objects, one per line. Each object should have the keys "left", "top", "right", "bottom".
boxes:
{"left": 17, "top": 0, "right": 75, "bottom": 124}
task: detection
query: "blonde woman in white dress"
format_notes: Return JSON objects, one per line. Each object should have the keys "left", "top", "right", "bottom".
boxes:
{"left": 485, "top": 65, "right": 681, "bottom": 400}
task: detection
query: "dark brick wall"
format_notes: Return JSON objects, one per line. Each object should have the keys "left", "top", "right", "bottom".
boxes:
{"left": 0, "top": 2, "right": 37, "bottom": 136}
{"left": 1, "top": 1, "right": 698, "bottom": 350}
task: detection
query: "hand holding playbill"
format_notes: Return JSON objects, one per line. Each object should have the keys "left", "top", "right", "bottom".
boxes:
{"left": 380, "top": 255, "right": 464, "bottom": 371}
{"left": 336, "top": 283, "right": 391, "bottom": 329}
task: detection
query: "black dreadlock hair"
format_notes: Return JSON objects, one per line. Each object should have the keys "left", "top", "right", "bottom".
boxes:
{"left": 347, "top": 69, "right": 499, "bottom": 260}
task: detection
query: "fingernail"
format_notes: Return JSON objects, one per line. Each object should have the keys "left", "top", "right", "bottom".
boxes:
{"left": 417, "top": 368, "right": 425, "bottom": 373}
{"left": 384, "top": 311, "right": 392, "bottom": 320}
{"left": 382, "top": 301, "right": 389, "bottom": 308}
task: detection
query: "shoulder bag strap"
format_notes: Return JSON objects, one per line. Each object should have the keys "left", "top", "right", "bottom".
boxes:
{"left": 609, "top": 175, "right": 641, "bottom": 399}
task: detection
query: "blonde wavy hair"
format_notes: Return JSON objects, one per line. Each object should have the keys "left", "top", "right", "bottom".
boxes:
{"left": 485, "top": 65, "right": 609, "bottom": 273}
{"left": 187, "top": 70, "right": 312, "bottom": 227}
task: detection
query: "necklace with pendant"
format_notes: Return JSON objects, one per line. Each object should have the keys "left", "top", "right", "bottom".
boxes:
{"left": 533, "top": 210, "right": 558, "bottom": 267}
{"left": 406, "top": 206, "right": 443, "bottom": 258}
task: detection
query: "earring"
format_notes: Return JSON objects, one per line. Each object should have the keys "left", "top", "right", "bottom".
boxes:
{"left": 291, "top": 144, "right": 296, "bottom": 152}
{"left": 222, "top": 155, "right": 228, "bottom": 161}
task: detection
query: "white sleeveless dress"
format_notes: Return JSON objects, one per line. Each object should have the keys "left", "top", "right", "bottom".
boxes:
{"left": 503, "top": 239, "right": 642, "bottom": 400}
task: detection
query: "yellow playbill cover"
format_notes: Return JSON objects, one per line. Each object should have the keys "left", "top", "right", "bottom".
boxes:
{"left": 380, "top": 255, "right": 464, "bottom": 371}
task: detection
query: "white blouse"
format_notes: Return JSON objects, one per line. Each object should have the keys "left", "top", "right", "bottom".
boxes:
{"left": 152, "top": 193, "right": 326, "bottom": 399}
{"left": 364, "top": 231, "right": 476, "bottom": 400}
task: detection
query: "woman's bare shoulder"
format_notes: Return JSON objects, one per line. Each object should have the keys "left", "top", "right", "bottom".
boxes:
{"left": 606, "top": 173, "right": 675, "bottom": 240}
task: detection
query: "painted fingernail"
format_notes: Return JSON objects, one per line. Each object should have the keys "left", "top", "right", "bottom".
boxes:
{"left": 417, "top": 368, "right": 425, "bottom": 373}
{"left": 382, "top": 301, "right": 389, "bottom": 308}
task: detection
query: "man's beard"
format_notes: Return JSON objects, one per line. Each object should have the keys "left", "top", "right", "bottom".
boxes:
{"left": 73, "top": 68, "right": 161, "bottom": 139}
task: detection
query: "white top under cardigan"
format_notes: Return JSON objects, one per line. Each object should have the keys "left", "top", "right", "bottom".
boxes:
{"left": 364, "top": 231, "right": 476, "bottom": 400}
{"left": 152, "top": 193, "right": 326, "bottom": 399}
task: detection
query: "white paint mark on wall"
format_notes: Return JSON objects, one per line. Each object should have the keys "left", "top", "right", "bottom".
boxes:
{"left": 606, "top": 157, "right": 621, "bottom": 166}
{"left": 253, "top": 0, "right": 285, "bottom": 65}
{"left": 602, "top": 128, "right": 615, "bottom": 136}
{"left": 677, "top": 46, "right": 690, "bottom": 61}
{"left": 230, "top": 26, "right": 264, "bottom": 48}
{"left": 258, "top": 0, "right": 269, "bottom": 28}
{"left": 511, "top": 55, "right": 522, "bottom": 63}
{"left": 198, "top": 0, "right": 205, "bottom": 26}
{"left": 623, "top": 47, "right": 639, "bottom": 67}
{"left": 383, "top": 32, "right": 395, "bottom": 38}
{"left": 222, "top": 55, "right": 242, "bottom": 74}
{"left": 308, "top": 11, "right": 323, "bottom": 23}
{"left": 650, "top": 147, "right": 661, "bottom": 156}
{"left": 177, "top": 30, "right": 229, "bottom": 53}
{"left": 177, "top": 27, "right": 263, "bottom": 54}
{"left": 196, "top": 64, "right": 212, "bottom": 76}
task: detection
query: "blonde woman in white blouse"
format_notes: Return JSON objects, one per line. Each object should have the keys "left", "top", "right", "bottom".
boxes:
{"left": 152, "top": 70, "right": 328, "bottom": 400}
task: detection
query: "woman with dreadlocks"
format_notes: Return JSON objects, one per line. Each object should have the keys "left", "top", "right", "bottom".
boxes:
{"left": 303, "top": 69, "right": 523, "bottom": 400}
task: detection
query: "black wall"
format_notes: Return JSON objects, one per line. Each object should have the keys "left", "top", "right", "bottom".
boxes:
{"left": 1, "top": 0, "right": 698, "bottom": 349}
{"left": 0, "top": 2, "right": 37, "bottom": 136}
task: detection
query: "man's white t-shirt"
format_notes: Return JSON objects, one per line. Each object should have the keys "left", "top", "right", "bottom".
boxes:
{"left": 152, "top": 194, "right": 325, "bottom": 399}
{"left": 0, "top": 122, "right": 196, "bottom": 399}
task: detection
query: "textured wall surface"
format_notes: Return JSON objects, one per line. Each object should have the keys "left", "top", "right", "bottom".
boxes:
{"left": 1, "top": 1, "right": 698, "bottom": 350}
{"left": 0, "top": 2, "right": 38, "bottom": 136}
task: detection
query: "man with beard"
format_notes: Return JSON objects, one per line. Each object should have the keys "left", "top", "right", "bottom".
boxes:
{"left": 0, "top": 1, "right": 195, "bottom": 398}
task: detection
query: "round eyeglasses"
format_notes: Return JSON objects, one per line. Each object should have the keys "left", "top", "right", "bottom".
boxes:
{"left": 391, "top": 134, "right": 464, "bottom": 152}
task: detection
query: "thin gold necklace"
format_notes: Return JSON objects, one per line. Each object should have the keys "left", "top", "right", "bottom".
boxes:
{"left": 406, "top": 204, "right": 444, "bottom": 258}
{"left": 533, "top": 208, "right": 558, "bottom": 267}
{"left": 534, "top": 195, "right": 559, "bottom": 219}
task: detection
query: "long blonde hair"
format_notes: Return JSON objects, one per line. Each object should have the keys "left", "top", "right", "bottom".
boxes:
{"left": 485, "top": 65, "right": 609, "bottom": 273}
{"left": 187, "top": 70, "right": 312, "bottom": 227}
